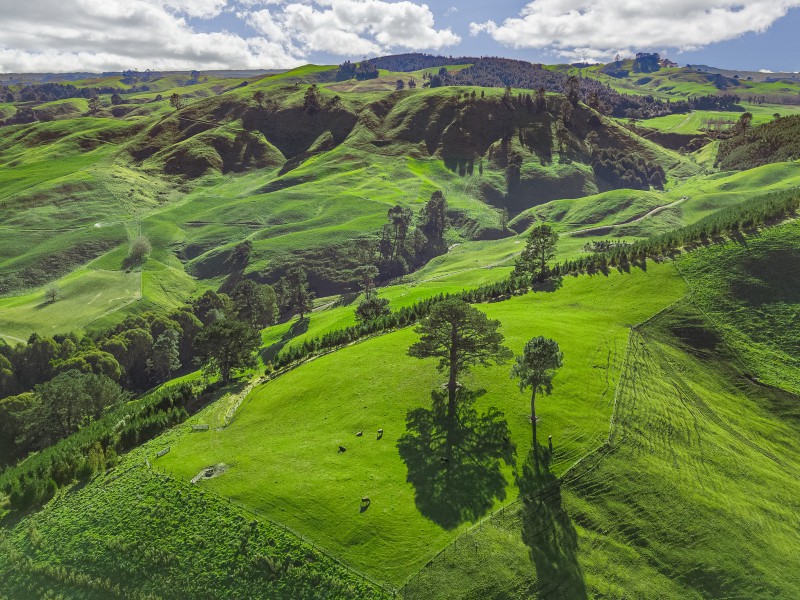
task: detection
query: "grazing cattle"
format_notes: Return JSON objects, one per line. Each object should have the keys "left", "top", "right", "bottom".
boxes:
{"left": 338, "top": 446, "right": 347, "bottom": 453}
{"left": 377, "top": 428, "right": 384, "bottom": 440}
{"left": 356, "top": 431, "right": 363, "bottom": 437}
{"left": 361, "top": 496, "right": 370, "bottom": 504}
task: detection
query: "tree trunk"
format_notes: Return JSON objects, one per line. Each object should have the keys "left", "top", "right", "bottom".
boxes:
{"left": 446, "top": 325, "right": 459, "bottom": 466}
{"left": 531, "top": 389, "right": 539, "bottom": 472}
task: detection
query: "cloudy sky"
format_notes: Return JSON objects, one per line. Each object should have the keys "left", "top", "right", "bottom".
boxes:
{"left": 1, "top": 0, "right": 798, "bottom": 73}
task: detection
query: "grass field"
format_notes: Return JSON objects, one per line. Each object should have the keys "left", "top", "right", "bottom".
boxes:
{"left": 637, "top": 104, "right": 800, "bottom": 135}
{"left": 0, "top": 440, "right": 389, "bottom": 599}
{"left": 156, "top": 263, "right": 685, "bottom": 585}
{"left": 0, "top": 268, "right": 141, "bottom": 343}
{"left": 400, "top": 294, "right": 800, "bottom": 599}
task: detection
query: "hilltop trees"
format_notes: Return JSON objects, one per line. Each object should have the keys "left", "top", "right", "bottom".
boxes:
{"left": 510, "top": 337, "right": 563, "bottom": 471}
{"left": 515, "top": 223, "right": 559, "bottom": 283}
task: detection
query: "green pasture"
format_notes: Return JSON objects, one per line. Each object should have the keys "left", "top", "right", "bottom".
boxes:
{"left": 158, "top": 263, "right": 685, "bottom": 585}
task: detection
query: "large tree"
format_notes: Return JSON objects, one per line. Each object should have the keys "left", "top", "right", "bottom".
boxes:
{"left": 510, "top": 336, "right": 563, "bottom": 471}
{"left": 229, "top": 280, "right": 279, "bottom": 329}
{"left": 148, "top": 329, "right": 182, "bottom": 383}
{"left": 278, "top": 267, "right": 314, "bottom": 320}
{"left": 420, "top": 190, "right": 448, "bottom": 250}
{"left": 29, "top": 370, "right": 125, "bottom": 446}
{"left": 515, "top": 223, "right": 559, "bottom": 283}
{"left": 195, "top": 319, "right": 261, "bottom": 384}
{"left": 409, "top": 299, "right": 512, "bottom": 437}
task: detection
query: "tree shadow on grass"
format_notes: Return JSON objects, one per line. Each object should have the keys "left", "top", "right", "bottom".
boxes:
{"left": 516, "top": 448, "right": 587, "bottom": 599}
{"left": 397, "top": 388, "right": 515, "bottom": 529}
{"left": 260, "top": 316, "right": 309, "bottom": 364}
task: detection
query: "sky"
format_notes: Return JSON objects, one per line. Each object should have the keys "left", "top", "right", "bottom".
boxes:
{"left": 0, "top": 0, "right": 799, "bottom": 74}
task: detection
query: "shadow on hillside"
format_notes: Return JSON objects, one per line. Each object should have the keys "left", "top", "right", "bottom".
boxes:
{"left": 531, "top": 276, "right": 563, "bottom": 293}
{"left": 260, "top": 317, "right": 309, "bottom": 364}
{"left": 516, "top": 449, "right": 587, "bottom": 599}
{"left": 398, "top": 388, "right": 515, "bottom": 530}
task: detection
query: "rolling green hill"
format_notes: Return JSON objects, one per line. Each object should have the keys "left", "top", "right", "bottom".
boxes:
{"left": 2, "top": 55, "right": 800, "bottom": 600}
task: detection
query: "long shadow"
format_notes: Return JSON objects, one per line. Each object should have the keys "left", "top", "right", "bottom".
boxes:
{"left": 260, "top": 317, "right": 309, "bottom": 364}
{"left": 398, "top": 388, "right": 515, "bottom": 529}
{"left": 516, "top": 448, "right": 587, "bottom": 599}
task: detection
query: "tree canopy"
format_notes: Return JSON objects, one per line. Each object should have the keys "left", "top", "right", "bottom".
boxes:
{"left": 515, "top": 223, "right": 559, "bottom": 283}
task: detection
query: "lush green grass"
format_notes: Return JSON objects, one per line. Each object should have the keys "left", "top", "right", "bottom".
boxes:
{"left": 156, "top": 263, "right": 685, "bottom": 585}
{"left": 0, "top": 437, "right": 389, "bottom": 599}
{"left": 402, "top": 298, "right": 800, "bottom": 599}
{"left": 637, "top": 104, "right": 800, "bottom": 135}
{"left": 0, "top": 268, "right": 141, "bottom": 342}
{"left": 677, "top": 220, "right": 800, "bottom": 392}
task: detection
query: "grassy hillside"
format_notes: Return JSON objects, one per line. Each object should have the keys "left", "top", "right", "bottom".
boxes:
{"left": 3, "top": 59, "right": 800, "bottom": 600}
{"left": 154, "top": 263, "right": 685, "bottom": 585}
{"left": 716, "top": 114, "right": 800, "bottom": 170}
{"left": 0, "top": 445, "right": 389, "bottom": 599}
{"left": 0, "top": 66, "right": 689, "bottom": 294}
{"left": 399, "top": 233, "right": 800, "bottom": 598}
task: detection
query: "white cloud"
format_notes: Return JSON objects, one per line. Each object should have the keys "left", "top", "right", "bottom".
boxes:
{"left": 0, "top": 0, "right": 305, "bottom": 72}
{"left": 247, "top": 0, "right": 461, "bottom": 56}
{"left": 0, "top": 0, "right": 460, "bottom": 73}
{"left": 471, "top": 0, "right": 800, "bottom": 61}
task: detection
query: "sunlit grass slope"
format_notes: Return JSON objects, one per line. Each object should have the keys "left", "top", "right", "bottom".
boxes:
{"left": 400, "top": 230, "right": 800, "bottom": 599}
{"left": 0, "top": 439, "right": 388, "bottom": 599}
{"left": 157, "top": 263, "right": 685, "bottom": 585}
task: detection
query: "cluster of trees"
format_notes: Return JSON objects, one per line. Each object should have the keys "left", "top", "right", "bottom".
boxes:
{"left": 370, "top": 54, "right": 472, "bottom": 72}
{"left": 746, "top": 94, "right": 800, "bottom": 107}
{"left": 0, "top": 82, "right": 126, "bottom": 105}
{"left": 552, "top": 188, "right": 800, "bottom": 274}
{"left": 589, "top": 146, "right": 666, "bottom": 190}
{"left": 335, "top": 60, "right": 379, "bottom": 81}
{"left": 1, "top": 383, "right": 196, "bottom": 510}
{"left": 269, "top": 188, "right": 800, "bottom": 373}
{"left": 120, "top": 69, "right": 162, "bottom": 84}
{"left": 686, "top": 94, "right": 742, "bottom": 111}
{"left": 377, "top": 191, "right": 449, "bottom": 278}
{"left": 0, "top": 263, "right": 317, "bottom": 465}
{"left": 398, "top": 297, "right": 563, "bottom": 524}
{"left": 716, "top": 114, "right": 800, "bottom": 170}
{"left": 408, "top": 57, "right": 687, "bottom": 120}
